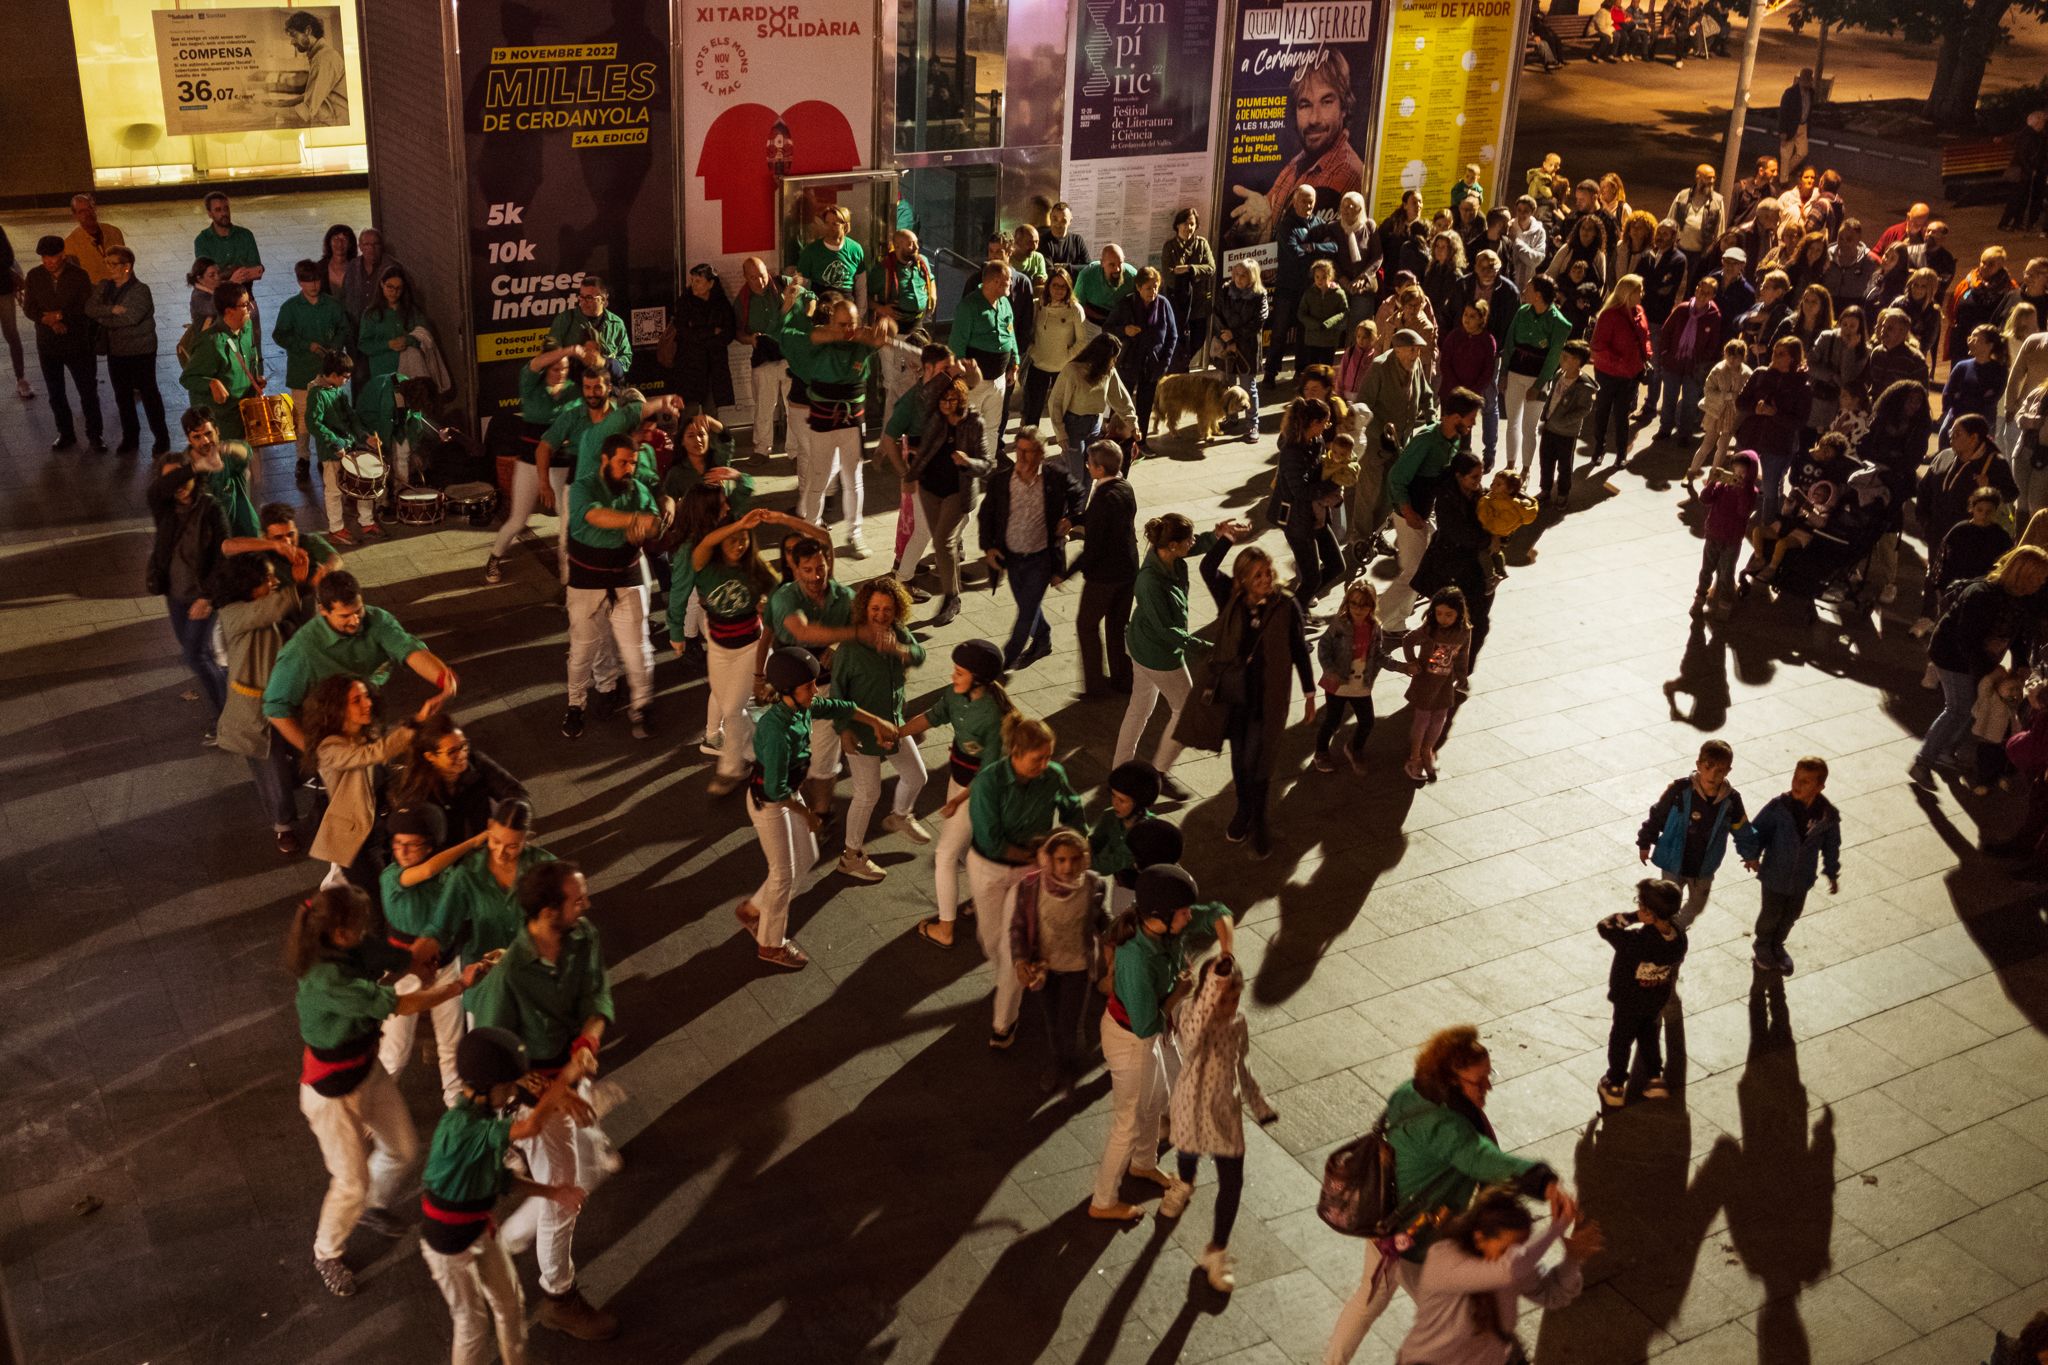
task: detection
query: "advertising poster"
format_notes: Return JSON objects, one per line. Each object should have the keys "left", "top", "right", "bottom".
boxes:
{"left": 152, "top": 7, "right": 349, "bottom": 135}
{"left": 1060, "top": 0, "right": 1224, "bottom": 260}
{"left": 1371, "top": 0, "right": 1519, "bottom": 212}
{"left": 1216, "top": 0, "right": 1380, "bottom": 277}
{"left": 680, "top": 0, "right": 875, "bottom": 417}
{"left": 456, "top": 1, "right": 676, "bottom": 413}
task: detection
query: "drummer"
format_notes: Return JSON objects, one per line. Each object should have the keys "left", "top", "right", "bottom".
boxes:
{"left": 306, "top": 350, "right": 384, "bottom": 542}
{"left": 179, "top": 282, "right": 267, "bottom": 446}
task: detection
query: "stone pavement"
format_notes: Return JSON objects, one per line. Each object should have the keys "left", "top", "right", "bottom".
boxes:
{"left": 1, "top": 192, "right": 2045, "bottom": 1365}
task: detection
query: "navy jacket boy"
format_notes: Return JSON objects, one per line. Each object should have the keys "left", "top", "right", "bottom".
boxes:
{"left": 1748, "top": 759, "right": 1842, "bottom": 972}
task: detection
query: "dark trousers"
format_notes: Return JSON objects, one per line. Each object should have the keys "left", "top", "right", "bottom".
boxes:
{"left": 1263, "top": 291, "right": 1303, "bottom": 384}
{"left": 1169, "top": 314, "right": 1206, "bottom": 373}
{"left": 245, "top": 745, "right": 300, "bottom": 829}
{"left": 1467, "top": 589, "right": 1494, "bottom": 670}
{"left": 1002, "top": 548, "right": 1057, "bottom": 662}
{"left": 1753, "top": 885, "right": 1811, "bottom": 952}
{"left": 2000, "top": 171, "right": 2043, "bottom": 231}
{"left": 1316, "top": 694, "right": 1374, "bottom": 755}
{"left": 1122, "top": 359, "right": 1163, "bottom": 435}
{"left": 40, "top": 349, "right": 102, "bottom": 442}
{"left": 1174, "top": 1152, "right": 1246, "bottom": 1247}
{"left": 1589, "top": 372, "right": 1638, "bottom": 462}
{"left": 1039, "top": 968, "right": 1094, "bottom": 1075}
{"left": 1605, "top": 1008, "right": 1663, "bottom": 1085}
{"left": 165, "top": 595, "right": 227, "bottom": 715}
{"left": 1076, "top": 576, "right": 1135, "bottom": 693}
{"left": 1021, "top": 365, "right": 1058, "bottom": 431}
{"left": 1538, "top": 429, "right": 1577, "bottom": 499}
{"left": 1298, "top": 345, "right": 1337, "bottom": 373}
{"left": 108, "top": 353, "right": 170, "bottom": 449}
{"left": 1226, "top": 705, "right": 1274, "bottom": 833}
{"left": 1285, "top": 524, "right": 1344, "bottom": 602}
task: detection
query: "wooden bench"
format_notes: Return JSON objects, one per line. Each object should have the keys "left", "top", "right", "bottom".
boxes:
{"left": 1941, "top": 135, "right": 2011, "bottom": 205}
{"left": 1530, "top": 12, "right": 1596, "bottom": 59}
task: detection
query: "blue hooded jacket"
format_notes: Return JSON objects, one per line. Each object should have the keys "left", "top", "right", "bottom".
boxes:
{"left": 1750, "top": 791, "right": 1842, "bottom": 894}
{"left": 1638, "top": 776, "right": 1761, "bottom": 879}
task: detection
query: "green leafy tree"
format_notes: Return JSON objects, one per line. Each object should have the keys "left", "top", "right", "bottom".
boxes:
{"left": 1804, "top": 0, "right": 2046, "bottom": 124}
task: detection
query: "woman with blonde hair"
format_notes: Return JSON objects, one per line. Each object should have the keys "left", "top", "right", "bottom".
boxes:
{"left": 1893, "top": 265, "right": 1944, "bottom": 358}
{"left": 1613, "top": 209, "right": 1657, "bottom": 286}
{"left": 1213, "top": 258, "right": 1269, "bottom": 439}
{"left": 1019, "top": 266, "right": 1084, "bottom": 433}
{"left": 1914, "top": 543, "right": 2048, "bottom": 784}
{"left": 1323, "top": 1025, "right": 1580, "bottom": 1364}
{"left": 1587, "top": 272, "right": 1651, "bottom": 466}
{"left": 1422, "top": 230, "right": 1468, "bottom": 330}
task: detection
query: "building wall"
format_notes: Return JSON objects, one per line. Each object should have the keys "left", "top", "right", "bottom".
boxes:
{"left": 360, "top": 0, "right": 471, "bottom": 422}
{"left": 0, "top": 0, "right": 94, "bottom": 206}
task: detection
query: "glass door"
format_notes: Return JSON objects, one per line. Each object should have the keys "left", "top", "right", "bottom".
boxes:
{"left": 776, "top": 171, "right": 903, "bottom": 295}
{"left": 896, "top": 162, "right": 1001, "bottom": 331}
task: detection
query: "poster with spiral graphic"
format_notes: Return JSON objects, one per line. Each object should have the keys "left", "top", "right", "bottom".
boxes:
{"left": 1060, "top": 0, "right": 1223, "bottom": 257}
{"left": 1370, "top": 0, "right": 1519, "bottom": 210}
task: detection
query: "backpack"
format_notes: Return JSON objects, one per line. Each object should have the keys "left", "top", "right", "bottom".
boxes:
{"left": 176, "top": 315, "right": 214, "bottom": 369}
{"left": 1318, "top": 1111, "right": 1402, "bottom": 1237}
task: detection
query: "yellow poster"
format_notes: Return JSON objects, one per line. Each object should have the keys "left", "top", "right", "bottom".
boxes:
{"left": 1372, "top": 0, "right": 1519, "bottom": 211}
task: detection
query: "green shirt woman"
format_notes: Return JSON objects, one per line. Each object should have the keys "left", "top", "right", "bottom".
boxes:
{"left": 1115, "top": 515, "right": 1247, "bottom": 789}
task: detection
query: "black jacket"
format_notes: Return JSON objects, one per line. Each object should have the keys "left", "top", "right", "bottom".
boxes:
{"left": 414, "top": 751, "right": 528, "bottom": 845}
{"left": 1041, "top": 231, "right": 1091, "bottom": 271}
{"left": 1071, "top": 477, "right": 1137, "bottom": 583}
{"left": 23, "top": 262, "right": 93, "bottom": 356}
{"left": 1212, "top": 285, "right": 1269, "bottom": 371}
{"left": 670, "top": 288, "right": 737, "bottom": 409}
{"left": 145, "top": 467, "right": 227, "bottom": 598}
{"left": 1459, "top": 272, "right": 1520, "bottom": 351}
{"left": 1410, "top": 480, "right": 1491, "bottom": 603}
{"left": 977, "top": 461, "right": 1080, "bottom": 571}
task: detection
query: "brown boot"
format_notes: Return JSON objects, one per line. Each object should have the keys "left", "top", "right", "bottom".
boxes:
{"left": 537, "top": 1285, "right": 619, "bottom": 1340}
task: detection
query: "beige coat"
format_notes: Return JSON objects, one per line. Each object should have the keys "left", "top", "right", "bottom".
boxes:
{"left": 309, "top": 726, "right": 414, "bottom": 865}
{"left": 213, "top": 586, "right": 300, "bottom": 759}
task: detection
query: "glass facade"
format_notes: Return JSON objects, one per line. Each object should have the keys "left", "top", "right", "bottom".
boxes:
{"left": 68, "top": 0, "right": 367, "bottom": 188}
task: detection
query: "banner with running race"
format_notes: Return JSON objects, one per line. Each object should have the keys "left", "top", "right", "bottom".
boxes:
{"left": 152, "top": 7, "right": 349, "bottom": 135}
{"left": 1059, "top": 0, "right": 1225, "bottom": 263}
{"left": 1371, "top": 0, "right": 1519, "bottom": 211}
{"left": 681, "top": 0, "right": 876, "bottom": 418}
{"left": 1216, "top": 0, "right": 1381, "bottom": 282}
{"left": 456, "top": 0, "right": 677, "bottom": 414}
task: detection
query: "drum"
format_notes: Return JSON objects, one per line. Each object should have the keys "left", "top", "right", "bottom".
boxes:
{"left": 239, "top": 393, "right": 297, "bottom": 446}
{"left": 396, "top": 489, "right": 444, "bottom": 526}
{"left": 444, "top": 481, "right": 497, "bottom": 527}
{"left": 337, "top": 449, "right": 388, "bottom": 500}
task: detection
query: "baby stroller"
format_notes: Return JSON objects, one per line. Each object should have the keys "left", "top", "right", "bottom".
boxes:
{"left": 1768, "top": 467, "right": 1892, "bottom": 620}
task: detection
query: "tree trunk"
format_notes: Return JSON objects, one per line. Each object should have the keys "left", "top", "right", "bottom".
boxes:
{"left": 1923, "top": 0, "right": 2012, "bottom": 126}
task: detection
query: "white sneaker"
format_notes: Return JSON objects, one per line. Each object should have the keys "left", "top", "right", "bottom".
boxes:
{"left": 1200, "top": 1247, "right": 1237, "bottom": 1292}
{"left": 882, "top": 811, "right": 933, "bottom": 844}
{"left": 845, "top": 537, "right": 870, "bottom": 560}
{"left": 1158, "top": 1179, "right": 1192, "bottom": 1218}
{"left": 837, "top": 848, "right": 886, "bottom": 882}
{"left": 699, "top": 732, "right": 724, "bottom": 757}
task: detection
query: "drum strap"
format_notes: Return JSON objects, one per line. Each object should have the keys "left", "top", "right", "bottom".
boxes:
{"left": 222, "top": 333, "right": 254, "bottom": 389}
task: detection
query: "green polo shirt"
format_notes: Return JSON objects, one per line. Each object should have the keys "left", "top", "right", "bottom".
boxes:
{"left": 206, "top": 441, "right": 259, "bottom": 538}
{"left": 922, "top": 687, "right": 1007, "bottom": 783}
{"left": 547, "top": 307, "right": 633, "bottom": 373}
{"left": 568, "top": 471, "right": 658, "bottom": 548}
{"left": 1074, "top": 262, "right": 1138, "bottom": 320}
{"left": 886, "top": 385, "right": 926, "bottom": 441}
{"left": 379, "top": 860, "right": 456, "bottom": 943}
{"left": 443, "top": 844, "right": 559, "bottom": 975}
{"left": 194, "top": 223, "right": 263, "bottom": 275}
{"left": 422, "top": 1099, "right": 513, "bottom": 1205}
{"left": 867, "top": 253, "right": 932, "bottom": 317}
{"left": 830, "top": 630, "right": 926, "bottom": 756}
{"left": 272, "top": 292, "right": 349, "bottom": 389}
{"left": 355, "top": 306, "right": 416, "bottom": 382}
{"left": 1089, "top": 808, "right": 1147, "bottom": 880}
{"left": 467, "top": 920, "right": 615, "bottom": 1066}
{"left": 295, "top": 953, "right": 396, "bottom": 1050}
{"left": 969, "top": 757, "right": 1084, "bottom": 863}
{"left": 542, "top": 400, "right": 645, "bottom": 483}
{"left": 754, "top": 696, "right": 856, "bottom": 801}
{"left": 767, "top": 579, "right": 855, "bottom": 653}
{"left": 795, "top": 236, "right": 866, "bottom": 295}
{"left": 179, "top": 317, "right": 262, "bottom": 436}
{"left": 1128, "top": 533, "right": 1216, "bottom": 672}
{"left": 1014, "top": 251, "right": 1048, "bottom": 286}
{"left": 518, "top": 365, "right": 576, "bottom": 426}
{"left": 305, "top": 381, "right": 369, "bottom": 463}
{"left": 1109, "top": 900, "right": 1231, "bottom": 1038}
{"left": 1388, "top": 423, "right": 1465, "bottom": 518}
{"left": 954, "top": 291, "right": 1018, "bottom": 365}
{"left": 262, "top": 606, "right": 426, "bottom": 718}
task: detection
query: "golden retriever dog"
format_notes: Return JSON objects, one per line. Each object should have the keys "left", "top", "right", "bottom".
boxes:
{"left": 1150, "top": 372, "right": 1250, "bottom": 442}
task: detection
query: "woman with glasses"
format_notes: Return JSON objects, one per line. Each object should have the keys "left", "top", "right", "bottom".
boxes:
{"left": 1323, "top": 1025, "right": 1582, "bottom": 1364}
{"left": 393, "top": 714, "right": 529, "bottom": 844}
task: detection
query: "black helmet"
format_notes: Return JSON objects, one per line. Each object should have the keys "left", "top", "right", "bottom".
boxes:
{"left": 951, "top": 638, "right": 1003, "bottom": 684}
{"left": 1125, "top": 817, "right": 1184, "bottom": 870}
{"left": 764, "top": 646, "right": 821, "bottom": 695}
{"left": 456, "top": 1026, "right": 527, "bottom": 1091}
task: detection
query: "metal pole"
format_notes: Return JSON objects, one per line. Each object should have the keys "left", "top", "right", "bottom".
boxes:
{"left": 1719, "top": 0, "right": 1767, "bottom": 203}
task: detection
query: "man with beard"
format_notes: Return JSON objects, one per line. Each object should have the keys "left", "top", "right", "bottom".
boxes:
{"left": 563, "top": 434, "right": 664, "bottom": 741}
{"left": 868, "top": 229, "right": 936, "bottom": 327}
{"left": 547, "top": 276, "right": 632, "bottom": 381}
{"left": 536, "top": 367, "right": 684, "bottom": 581}
{"left": 181, "top": 406, "right": 260, "bottom": 538}
{"left": 281, "top": 11, "right": 349, "bottom": 126}
{"left": 1226, "top": 50, "right": 1364, "bottom": 243}
{"left": 194, "top": 192, "right": 265, "bottom": 331}
{"left": 262, "top": 569, "right": 457, "bottom": 753}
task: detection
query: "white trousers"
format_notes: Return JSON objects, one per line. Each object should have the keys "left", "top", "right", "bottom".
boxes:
{"left": 808, "top": 687, "right": 843, "bottom": 781}
{"left": 1500, "top": 371, "right": 1541, "bottom": 475}
{"left": 550, "top": 465, "right": 572, "bottom": 584}
{"left": 845, "top": 744, "right": 928, "bottom": 852}
{"left": 1323, "top": 1242, "right": 1427, "bottom": 1364}
{"left": 424, "top": 1232, "right": 527, "bottom": 1365}
{"left": 797, "top": 423, "right": 866, "bottom": 543}
{"left": 300, "top": 1066, "right": 418, "bottom": 1261}
{"left": 1092, "top": 1012, "right": 1167, "bottom": 1207}
{"left": 678, "top": 589, "right": 706, "bottom": 642}
{"left": 750, "top": 359, "right": 789, "bottom": 453}
{"left": 378, "top": 962, "right": 467, "bottom": 1109}
{"left": 1689, "top": 408, "right": 1736, "bottom": 478}
{"left": 291, "top": 386, "right": 311, "bottom": 463}
{"left": 895, "top": 480, "right": 933, "bottom": 577}
{"left": 497, "top": 1096, "right": 605, "bottom": 1296}
{"left": 490, "top": 460, "right": 541, "bottom": 559}
{"left": 1378, "top": 515, "right": 1432, "bottom": 626}
{"left": 705, "top": 637, "right": 757, "bottom": 778}
{"left": 747, "top": 796, "right": 819, "bottom": 947}
{"left": 322, "top": 460, "right": 377, "bottom": 531}
{"left": 969, "top": 851, "right": 1025, "bottom": 1032}
{"left": 565, "top": 583, "right": 653, "bottom": 712}
{"left": 1114, "top": 661, "right": 1193, "bottom": 773}
{"left": 934, "top": 776, "right": 974, "bottom": 922}
{"left": 969, "top": 376, "right": 1006, "bottom": 459}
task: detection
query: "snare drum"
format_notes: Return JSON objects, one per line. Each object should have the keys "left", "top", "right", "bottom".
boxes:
{"left": 444, "top": 481, "right": 497, "bottom": 527}
{"left": 239, "top": 393, "right": 297, "bottom": 446}
{"left": 396, "top": 489, "right": 444, "bottom": 526}
{"left": 337, "top": 449, "right": 388, "bottom": 500}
